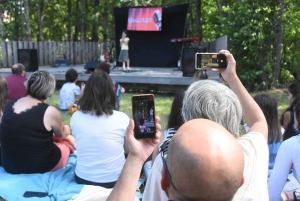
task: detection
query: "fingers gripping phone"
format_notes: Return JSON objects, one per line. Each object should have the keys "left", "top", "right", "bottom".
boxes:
{"left": 132, "top": 94, "right": 156, "bottom": 139}
{"left": 195, "top": 53, "right": 227, "bottom": 69}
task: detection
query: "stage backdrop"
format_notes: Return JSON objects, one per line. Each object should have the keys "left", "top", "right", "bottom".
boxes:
{"left": 114, "top": 4, "right": 188, "bottom": 67}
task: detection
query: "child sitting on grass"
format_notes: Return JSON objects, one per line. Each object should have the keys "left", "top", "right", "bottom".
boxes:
{"left": 59, "top": 69, "right": 85, "bottom": 111}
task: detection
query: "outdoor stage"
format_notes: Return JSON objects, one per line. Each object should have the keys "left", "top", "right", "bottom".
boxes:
{"left": 0, "top": 65, "right": 219, "bottom": 92}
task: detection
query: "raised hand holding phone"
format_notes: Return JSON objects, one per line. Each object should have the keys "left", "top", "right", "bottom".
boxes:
{"left": 212, "top": 50, "right": 237, "bottom": 82}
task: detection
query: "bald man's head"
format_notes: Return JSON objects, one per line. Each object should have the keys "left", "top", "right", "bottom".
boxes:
{"left": 162, "top": 119, "right": 244, "bottom": 201}
{"left": 12, "top": 63, "right": 25, "bottom": 75}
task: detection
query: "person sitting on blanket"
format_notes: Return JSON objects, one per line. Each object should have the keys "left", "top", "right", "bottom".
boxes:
{"left": 95, "top": 62, "right": 125, "bottom": 110}
{"left": 59, "top": 68, "right": 85, "bottom": 111}
{"left": 268, "top": 96, "right": 300, "bottom": 200}
{"left": 143, "top": 50, "right": 269, "bottom": 201}
{"left": 0, "top": 71, "right": 76, "bottom": 174}
{"left": 107, "top": 118, "right": 244, "bottom": 201}
{"left": 70, "top": 71, "right": 130, "bottom": 189}
{"left": 0, "top": 76, "right": 9, "bottom": 166}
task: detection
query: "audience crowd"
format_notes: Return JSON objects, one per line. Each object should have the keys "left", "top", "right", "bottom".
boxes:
{"left": 0, "top": 50, "right": 300, "bottom": 201}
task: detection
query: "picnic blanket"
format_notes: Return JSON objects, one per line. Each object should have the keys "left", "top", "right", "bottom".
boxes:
{"left": 0, "top": 154, "right": 84, "bottom": 201}
{"left": 0, "top": 154, "right": 140, "bottom": 201}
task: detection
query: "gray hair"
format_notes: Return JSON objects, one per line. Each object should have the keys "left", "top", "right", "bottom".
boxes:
{"left": 26, "top": 71, "right": 56, "bottom": 100}
{"left": 182, "top": 80, "right": 242, "bottom": 138}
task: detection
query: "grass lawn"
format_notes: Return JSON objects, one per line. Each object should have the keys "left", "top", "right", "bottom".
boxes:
{"left": 45, "top": 91, "right": 174, "bottom": 129}
{"left": 45, "top": 89, "right": 290, "bottom": 131}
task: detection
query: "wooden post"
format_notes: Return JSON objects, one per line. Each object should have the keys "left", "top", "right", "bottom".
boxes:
{"left": 12, "top": 41, "right": 18, "bottom": 64}
{"left": 6, "top": 41, "right": 12, "bottom": 67}
{"left": 39, "top": 41, "right": 44, "bottom": 66}
{"left": 1, "top": 41, "right": 8, "bottom": 67}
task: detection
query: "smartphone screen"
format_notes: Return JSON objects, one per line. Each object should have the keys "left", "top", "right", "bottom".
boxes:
{"left": 132, "top": 94, "right": 156, "bottom": 139}
{"left": 195, "top": 53, "right": 227, "bottom": 69}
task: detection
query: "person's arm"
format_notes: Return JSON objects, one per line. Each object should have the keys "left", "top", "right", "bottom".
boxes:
{"left": 45, "top": 106, "right": 70, "bottom": 139}
{"left": 107, "top": 117, "right": 161, "bottom": 201}
{"left": 282, "top": 111, "right": 291, "bottom": 130}
{"left": 121, "top": 87, "right": 125, "bottom": 93}
{"left": 124, "top": 38, "right": 129, "bottom": 45}
{"left": 216, "top": 50, "right": 268, "bottom": 141}
{"left": 268, "top": 140, "right": 293, "bottom": 201}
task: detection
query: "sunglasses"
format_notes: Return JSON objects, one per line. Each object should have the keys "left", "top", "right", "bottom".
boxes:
{"left": 161, "top": 151, "right": 178, "bottom": 191}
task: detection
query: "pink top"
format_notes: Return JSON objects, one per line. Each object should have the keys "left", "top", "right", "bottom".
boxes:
{"left": 6, "top": 74, "right": 27, "bottom": 100}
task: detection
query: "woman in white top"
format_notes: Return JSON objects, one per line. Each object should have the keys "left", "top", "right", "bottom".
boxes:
{"left": 118, "top": 30, "right": 130, "bottom": 71}
{"left": 70, "top": 71, "right": 129, "bottom": 188}
{"left": 268, "top": 96, "right": 300, "bottom": 200}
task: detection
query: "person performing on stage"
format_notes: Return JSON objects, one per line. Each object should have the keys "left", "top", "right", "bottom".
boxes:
{"left": 118, "top": 31, "right": 130, "bottom": 71}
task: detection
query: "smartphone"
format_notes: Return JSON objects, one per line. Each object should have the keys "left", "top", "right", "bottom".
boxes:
{"left": 132, "top": 94, "right": 156, "bottom": 139}
{"left": 195, "top": 53, "right": 227, "bottom": 69}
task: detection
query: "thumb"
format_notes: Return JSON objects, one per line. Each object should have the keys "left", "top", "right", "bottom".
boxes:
{"left": 126, "top": 119, "right": 135, "bottom": 137}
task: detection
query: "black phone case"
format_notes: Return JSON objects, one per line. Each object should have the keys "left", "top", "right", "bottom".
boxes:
{"left": 23, "top": 191, "right": 48, "bottom": 198}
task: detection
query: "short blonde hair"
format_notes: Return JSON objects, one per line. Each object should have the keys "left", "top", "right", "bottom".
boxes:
{"left": 26, "top": 71, "right": 56, "bottom": 100}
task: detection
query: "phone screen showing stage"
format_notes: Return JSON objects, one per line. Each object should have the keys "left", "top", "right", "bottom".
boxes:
{"left": 196, "top": 53, "right": 227, "bottom": 69}
{"left": 132, "top": 95, "right": 156, "bottom": 138}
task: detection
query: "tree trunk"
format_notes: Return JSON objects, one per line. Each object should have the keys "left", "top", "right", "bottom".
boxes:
{"left": 196, "top": 0, "right": 202, "bottom": 41}
{"left": 92, "top": 0, "right": 100, "bottom": 42}
{"left": 80, "top": 0, "right": 84, "bottom": 43}
{"left": 110, "top": 0, "right": 117, "bottom": 42}
{"left": 74, "top": 0, "right": 79, "bottom": 41}
{"left": 271, "top": 0, "right": 284, "bottom": 88}
{"left": 0, "top": 5, "right": 5, "bottom": 40}
{"left": 102, "top": 0, "right": 108, "bottom": 50}
{"left": 37, "top": 0, "right": 45, "bottom": 41}
{"left": 67, "top": 0, "right": 72, "bottom": 41}
{"left": 23, "top": 0, "right": 31, "bottom": 40}
{"left": 83, "top": 0, "right": 88, "bottom": 41}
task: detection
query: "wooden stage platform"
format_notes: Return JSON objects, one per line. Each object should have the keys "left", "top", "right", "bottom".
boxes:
{"left": 0, "top": 65, "right": 219, "bottom": 92}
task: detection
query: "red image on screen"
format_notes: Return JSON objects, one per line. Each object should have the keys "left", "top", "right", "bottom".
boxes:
{"left": 127, "top": 7, "right": 162, "bottom": 31}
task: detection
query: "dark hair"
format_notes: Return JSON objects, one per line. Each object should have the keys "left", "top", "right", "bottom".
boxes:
{"left": 192, "top": 69, "right": 208, "bottom": 82}
{"left": 167, "top": 90, "right": 185, "bottom": 129}
{"left": 65, "top": 68, "right": 78, "bottom": 82}
{"left": 280, "top": 81, "right": 300, "bottom": 125}
{"left": 139, "top": 118, "right": 145, "bottom": 125}
{"left": 254, "top": 94, "right": 281, "bottom": 143}
{"left": 294, "top": 96, "right": 300, "bottom": 131}
{"left": 79, "top": 71, "right": 117, "bottom": 116}
{"left": 0, "top": 76, "right": 9, "bottom": 112}
{"left": 95, "top": 62, "right": 111, "bottom": 74}
{"left": 122, "top": 30, "right": 128, "bottom": 37}
{"left": 12, "top": 63, "right": 25, "bottom": 74}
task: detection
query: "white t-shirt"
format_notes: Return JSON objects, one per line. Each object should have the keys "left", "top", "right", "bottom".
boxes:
{"left": 233, "top": 132, "right": 269, "bottom": 200}
{"left": 143, "top": 131, "right": 269, "bottom": 201}
{"left": 268, "top": 135, "right": 300, "bottom": 201}
{"left": 59, "top": 82, "right": 81, "bottom": 110}
{"left": 70, "top": 110, "right": 130, "bottom": 183}
{"left": 120, "top": 37, "right": 129, "bottom": 50}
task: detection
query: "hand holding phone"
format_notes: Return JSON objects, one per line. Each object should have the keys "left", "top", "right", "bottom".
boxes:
{"left": 132, "top": 94, "right": 156, "bottom": 139}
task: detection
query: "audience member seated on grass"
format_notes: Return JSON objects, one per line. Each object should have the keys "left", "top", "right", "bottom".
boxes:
{"left": 268, "top": 96, "right": 300, "bottom": 201}
{"left": 0, "top": 76, "right": 9, "bottom": 166}
{"left": 107, "top": 118, "right": 244, "bottom": 201}
{"left": 143, "top": 50, "right": 269, "bottom": 201}
{"left": 0, "top": 76, "right": 9, "bottom": 124}
{"left": 281, "top": 81, "right": 300, "bottom": 141}
{"left": 253, "top": 94, "right": 283, "bottom": 176}
{"left": 59, "top": 68, "right": 85, "bottom": 111}
{"left": 0, "top": 71, "right": 75, "bottom": 174}
{"left": 95, "top": 62, "right": 125, "bottom": 110}
{"left": 70, "top": 71, "right": 130, "bottom": 189}
{"left": 142, "top": 90, "right": 184, "bottom": 185}
{"left": 6, "top": 63, "right": 27, "bottom": 100}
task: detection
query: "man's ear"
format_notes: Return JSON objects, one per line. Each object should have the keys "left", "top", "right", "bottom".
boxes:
{"left": 161, "top": 167, "right": 170, "bottom": 191}
{"left": 240, "top": 175, "right": 245, "bottom": 187}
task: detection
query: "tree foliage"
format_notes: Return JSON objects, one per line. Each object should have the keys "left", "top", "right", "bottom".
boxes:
{"left": 0, "top": 0, "right": 299, "bottom": 89}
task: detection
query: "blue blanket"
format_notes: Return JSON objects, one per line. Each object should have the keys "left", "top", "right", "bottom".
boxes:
{"left": 0, "top": 154, "right": 84, "bottom": 201}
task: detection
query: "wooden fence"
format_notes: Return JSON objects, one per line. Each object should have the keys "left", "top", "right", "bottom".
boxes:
{"left": 0, "top": 41, "right": 104, "bottom": 68}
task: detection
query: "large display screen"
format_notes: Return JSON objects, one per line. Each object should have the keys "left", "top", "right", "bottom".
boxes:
{"left": 127, "top": 7, "right": 162, "bottom": 31}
